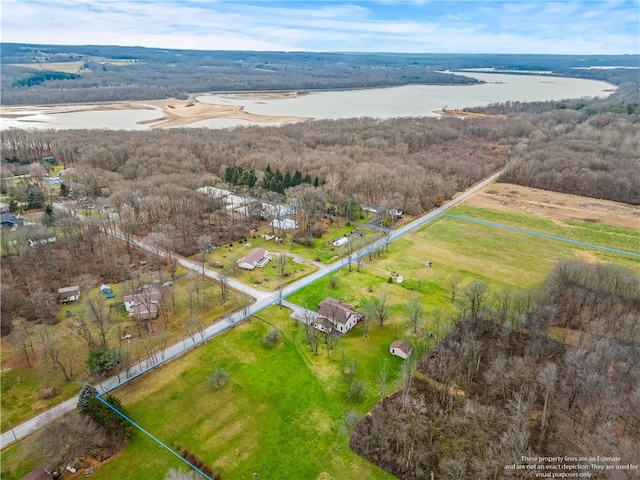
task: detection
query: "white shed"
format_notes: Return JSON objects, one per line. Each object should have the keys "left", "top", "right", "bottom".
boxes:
{"left": 389, "top": 340, "right": 412, "bottom": 359}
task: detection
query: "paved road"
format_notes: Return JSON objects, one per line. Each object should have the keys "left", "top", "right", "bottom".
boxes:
{"left": 1, "top": 171, "right": 501, "bottom": 448}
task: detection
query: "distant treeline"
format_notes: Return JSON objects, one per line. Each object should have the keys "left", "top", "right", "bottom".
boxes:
{"left": 467, "top": 83, "right": 640, "bottom": 205}
{"left": 12, "top": 71, "right": 81, "bottom": 88}
{"left": 1, "top": 43, "right": 638, "bottom": 105}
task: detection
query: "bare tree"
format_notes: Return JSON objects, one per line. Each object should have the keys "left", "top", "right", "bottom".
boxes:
{"left": 11, "top": 318, "right": 35, "bottom": 366}
{"left": 449, "top": 275, "right": 462, "bottom": 303}
{"left": 29, "top": 289, "right": 58, "bottom": 324}
{"left": 197, "top": 234, "right": 214, "bottom": 278}
{"left": 37, "top": 326, "right": 72, "bottom": 381}
{"left": 69, "top": 312, "right": 96, "bottom": 348}
{"left": 405, "top": 297, "right": 424, "bottom": 334}
{"left": 277, "top": 252, "right": 288, "bottom": 278}
{"left": 377, "top": 360, "right": 389, "bottom": 401}
{"left": 219, "top": 266, "right": 230, "bottom": 302}
{"left": 462, "top": 280, "right": 489, "bottom": 320}
{"left": 362, "top": 291, "right": 390, "bottom": 327}
{"left": 85, "top": 292, "right": 111, "bottom": 349}
{"left": 345, "top": 236, "right": 356, "bottom": 271}
{"left": 34, "top": 412, "right": 108, "bottom": 472}
{"left": 537, "top": 362, "right": 558, "bottom": 445}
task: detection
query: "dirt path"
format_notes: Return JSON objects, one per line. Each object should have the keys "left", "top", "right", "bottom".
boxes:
{"left": 461, "top": 183, "right": 640, "bottom": 230}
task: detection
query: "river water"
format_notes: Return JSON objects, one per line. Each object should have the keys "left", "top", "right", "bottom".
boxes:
{"left": 0, "top": 72, "right": 615, "bottom": 131}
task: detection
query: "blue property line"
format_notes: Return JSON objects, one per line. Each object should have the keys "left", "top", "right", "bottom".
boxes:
{"left": 95, "top": 395, "right": 213, "bottom": 480}
{"left": 443, "top": 213, "right": 640, "bottom": 258}
{"left": 96, "top": 205, "right": 637, "bottom": 478}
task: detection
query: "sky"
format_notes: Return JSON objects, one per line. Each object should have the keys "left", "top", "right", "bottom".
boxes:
{"left": 1, "top": 0, "right": 638, "bottom": 54}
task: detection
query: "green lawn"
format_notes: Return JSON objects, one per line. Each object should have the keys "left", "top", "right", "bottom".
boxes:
{"left": 92, "top": 309, "right": 397, "bottom": 480}
{"left": 2, "top": 207, "right": 637, "bottom": 479}
{"left": 206, "top": 224, "right": 379, "bottom": 268}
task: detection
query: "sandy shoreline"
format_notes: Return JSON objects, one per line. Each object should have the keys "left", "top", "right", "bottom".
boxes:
{"left": 0, "top": 93, "right": 311, "bottom": 128}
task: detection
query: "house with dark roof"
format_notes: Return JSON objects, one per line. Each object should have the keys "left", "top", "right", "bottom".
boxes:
{"left": 237, "top": 248, "right": 271, "bottom": 270}
{"left": 315, "top": 297, "right": 364, "bottom": 334}
{"left": 1, "top": 212, "right": 24, "bottom": 228}
{"left": 311, "top": 316, "right": 335, "bottom": 334}
{"left": 389, "top": 340, "right": 413, "bottom": 359}
{"left": 123, "top": 285, "right": 161, "bottom": 320}
{"left": 20, "top": 466, "right": 53, "bottom": 480}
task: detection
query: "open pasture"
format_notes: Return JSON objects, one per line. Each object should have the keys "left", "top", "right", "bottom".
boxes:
{"left": 94, "top": 309, "right": 398, "bottom": 480}
{"left": 3, "top": 207, "right": 637, "bottom": 479}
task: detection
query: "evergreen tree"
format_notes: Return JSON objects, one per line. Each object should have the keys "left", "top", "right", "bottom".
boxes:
{"left": 77, "top": 383, "right": 98, "bottom": 414}
{"left": 26, "top": 184, "right": 45, "bottom": 209}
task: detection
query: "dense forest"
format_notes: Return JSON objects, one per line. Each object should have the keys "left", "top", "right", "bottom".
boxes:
{"left": 2, "top": 87, "right": 638, "bottom": 338}
{"left": 350, "top": 261, "right": 640, "bottom": 479}
{"left": 1, "top": 43, "right": 638, "bottom": 105}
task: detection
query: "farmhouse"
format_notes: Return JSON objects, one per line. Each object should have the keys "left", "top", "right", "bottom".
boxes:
{"left": 389, "top": 340, "right": 413, "bottom": 359}
{"left": 316, "top": 297, "right": 364, "bottom": 334}
{"left": 123, "top": 285, "right": 161, "bottom": 320}
{"left": 58, "top": 285, "right": 80, "bottom": 303}
{"left": 237, "top": 248, "right": 271, "bottom": 270}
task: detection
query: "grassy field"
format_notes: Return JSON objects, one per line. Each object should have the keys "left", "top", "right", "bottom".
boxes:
{"left": 2, "top": 207, "right": 637, "bottom": 479}
{"left": 448, "top": 205, "right": 640, "bottom": 254}
{"left": 93, "top": 309, "right": 398, "bottom": 480}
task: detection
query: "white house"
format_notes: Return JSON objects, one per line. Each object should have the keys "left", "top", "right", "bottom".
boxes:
{"left": 237, "top": 248, "right": 271, "bottom": 270}
{"left": 332, "top": 236, "right": 349, "bottom": 247}
{"left": 316, "top": 298, "right": 364, "bottom": 334}
{"left": 389, "top": 340, "right": 412, "bottom": 359}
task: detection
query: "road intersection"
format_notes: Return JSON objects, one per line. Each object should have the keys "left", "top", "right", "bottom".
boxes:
{"left": 1, "top": 170, "right": 502, "bottom": 448}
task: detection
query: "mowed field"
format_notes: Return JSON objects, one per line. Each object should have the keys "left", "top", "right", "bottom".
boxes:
{"left": 9, "top": 61, "right": 86, "bottom": 73}
{"left": 2, "top": 204, "right": 638, "bottom": 480}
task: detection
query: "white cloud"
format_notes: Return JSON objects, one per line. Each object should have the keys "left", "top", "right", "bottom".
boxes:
{"left": 1, "top": 1, "right": 638, "bottom": 54}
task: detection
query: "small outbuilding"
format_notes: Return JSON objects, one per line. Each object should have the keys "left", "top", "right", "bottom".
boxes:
{"left": 389, "top": 340, "right": 412, "bottom": 359}
{"left": 58, "top": 286, "right": 80, "bottom": 303}
{"left": 332, "top": 236, "right": 349, "bottom": 248}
